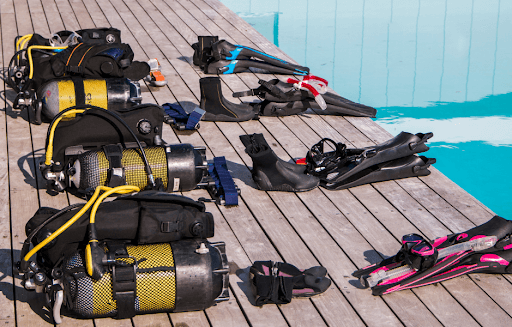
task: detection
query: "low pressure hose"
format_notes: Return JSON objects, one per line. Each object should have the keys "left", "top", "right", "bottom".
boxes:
{"left": 85, "top": 185, "right": 140, "bottom": 279}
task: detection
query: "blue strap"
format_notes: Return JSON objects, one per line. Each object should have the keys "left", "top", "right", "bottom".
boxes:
{"left": 162, "top": 103, "right": 204, "bottom": 130}
{"left": 186, "top": 108, "right": 205, "bottom": 130}
{"left": 208, "top": 156, "right": 238, "bottom": 205}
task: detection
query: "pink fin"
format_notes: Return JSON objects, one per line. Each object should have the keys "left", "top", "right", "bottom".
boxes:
{"left": 480, "top": 254, "right": 510, "bottom": 266}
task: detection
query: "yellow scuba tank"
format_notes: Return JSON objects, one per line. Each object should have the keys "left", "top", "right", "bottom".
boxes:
{"left": 67, "top": 144, "right": 208, "bottom": 192}
{"left": 60, "top": 240, "right": 229, "bottom": 319}
{"left": 37, "top": 78, "right": 141, "bottom": 123}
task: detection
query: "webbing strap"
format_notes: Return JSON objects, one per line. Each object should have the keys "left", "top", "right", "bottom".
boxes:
{"left": 72, "top": 78, "right": 85, "bottom": 105}
{"left": 185, "top": 108, "right": 205, "bottom": 130}
{"left": 112, "top": 264, "right": 136, "bottom": 319}
{"left": 103, "top": 144, "right": 125, "bottom": 187}
{"left": 208, "top": 156, "right": 238, "bottom": 205}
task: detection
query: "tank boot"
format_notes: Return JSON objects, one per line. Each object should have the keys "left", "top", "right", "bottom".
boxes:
{"left": 200, "top": 77, "right": 257, "bottom": 122}
{"left": 240, "top": 133, "right": 319, "bottom": 192}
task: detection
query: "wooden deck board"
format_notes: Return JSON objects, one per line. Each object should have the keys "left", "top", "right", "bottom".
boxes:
{"left": 0, "top": 11, "right": 17, "bottom": 326}
{"left": 1, "top": 0, "right": 510, "bottom": 326}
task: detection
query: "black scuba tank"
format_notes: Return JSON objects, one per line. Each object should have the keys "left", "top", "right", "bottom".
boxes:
{"left": 37, "top": 78, "right": 141, "bottom": 121}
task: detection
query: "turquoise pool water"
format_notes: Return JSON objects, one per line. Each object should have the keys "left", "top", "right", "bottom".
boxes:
{"left": 221, "top": 0, "right": 512, "bottom": 218}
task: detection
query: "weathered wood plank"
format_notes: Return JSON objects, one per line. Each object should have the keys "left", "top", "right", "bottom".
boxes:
{"left": 0, "top": 10, "right": 17, "bottom": 326}
{"left": 131, "top": 313, "right": 172, "bottom": 327}
{"left": 169, "top": 312, "right": 210, "bottom": 327}
{"left": 66, "top": 0, "right": 96, "bottom": 29}
{"left": 3, "top": 1, "right": 55, "bottom": 324}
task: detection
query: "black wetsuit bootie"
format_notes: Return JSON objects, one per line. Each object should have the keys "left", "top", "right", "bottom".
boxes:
{"left": 191, "top": 36, "right": 218, "bottom": 68}
{"left": 240, "top": 133, "right": 319, "bottom": 192}
{"left": 249, "top": 261, "right": 331, "bottom": 305}
{"left": 200, "top": 77, "right": 257, "bottom": 122}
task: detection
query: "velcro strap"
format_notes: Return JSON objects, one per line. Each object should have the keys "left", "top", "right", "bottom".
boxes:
{"left": 162, "top": 104, "right": 204, "bottom": 131}
{"left": 112, "top": 265, "right": 136, "bottom": 319}
{"left": 232, "top": 89, "right": 255, "bottom": 98}
{"left": 185, "top": 108, "right": 205, "bottom": 130}
{"left": 161, "top": 221, "right": 180, "bottom": 233}
{"left": 208, "top": 157, "right": 238, "bottom": 205}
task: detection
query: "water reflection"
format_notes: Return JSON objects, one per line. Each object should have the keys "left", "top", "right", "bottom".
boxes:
{"left": 379, "top": 116, "right": 512, "bottom": 146}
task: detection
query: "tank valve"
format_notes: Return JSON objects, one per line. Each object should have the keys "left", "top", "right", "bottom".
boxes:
{"left": 195, "top": 242, "right": 209, "bottom": 254}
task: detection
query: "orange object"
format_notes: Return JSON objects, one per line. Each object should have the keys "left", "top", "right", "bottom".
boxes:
{"left": 151, "top": 71, "right": 165, "bottom": 82}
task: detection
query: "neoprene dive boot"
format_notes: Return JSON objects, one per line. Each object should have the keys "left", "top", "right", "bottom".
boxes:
{"left": 250, "top": 261, "right": 331, "bottom": 305}
{"left": 192, "top": 36, "right": 218, "bottom": 68}
{"left": 200, "top": 77, "right": 257, "bottom": 122}
{"left": 240, "top": 133, "right": 319, "bottom": 192}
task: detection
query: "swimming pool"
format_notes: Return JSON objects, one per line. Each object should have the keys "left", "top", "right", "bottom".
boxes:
{"left": 221, "top": 0, "right": 512, "bottom": 218}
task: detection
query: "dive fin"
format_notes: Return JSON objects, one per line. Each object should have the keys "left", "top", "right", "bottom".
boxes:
{"left": 211, "top": 40, "right": 310, "bottom": 75}
{"left": 234, "top": 78, "right": 376, "bottom": 117}
{"left": 254, "top": 99, "right": 377, "bottom": 118}
{"left": 357, "top": 216, "right": 512, "bottom": 296}
{"left": 322, "top": 156, "right": 435, "bottom": 190}
{"left": 306, "top": 132, "right": 434, "bottom": 190}
{"left": 204, "top": 59, "right": 308, "bottom": 75}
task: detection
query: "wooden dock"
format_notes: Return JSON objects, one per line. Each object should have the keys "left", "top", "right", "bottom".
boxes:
{"left": 1, "top": 0, "right": 510, "bottom": 326}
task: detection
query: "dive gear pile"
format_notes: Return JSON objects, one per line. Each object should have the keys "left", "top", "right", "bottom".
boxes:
{"left": 198, "top": 76, "right": 376, "bottom": 121}
{"left": 9, "top": 28, "right": 149, "bottom": 124}
{"left": 12, "top": 26, "right": 499, "bottom": 324}
{"left": 18, "top": 188, "right": 229, "bottom": 322}
{"left": 354, "top": 215, "right": 512, "bottom": 295}
{"left": 192, "top": 36, "right": 310, "bottom": 75}
{"left": 250, "top": 261, "right": 331, "bottom": 305}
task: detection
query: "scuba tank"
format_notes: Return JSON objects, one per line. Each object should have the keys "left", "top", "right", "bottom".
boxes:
{"left": 67, "top": 143, "right": 208, "bottom": 193}
{"left": 37, "top": 78, "right": 142, "bottom": 123}
{"left": 17, "top": 190, "right": 230, "bottom": 323}
{"left": 9, "top": 29, "right": 149, "bottom": 124}
{"left": 59, "top": 240, "right": 229, "bottom": 319}
{"left": 41, "top": 106, "right": 239, "bottom": 205}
